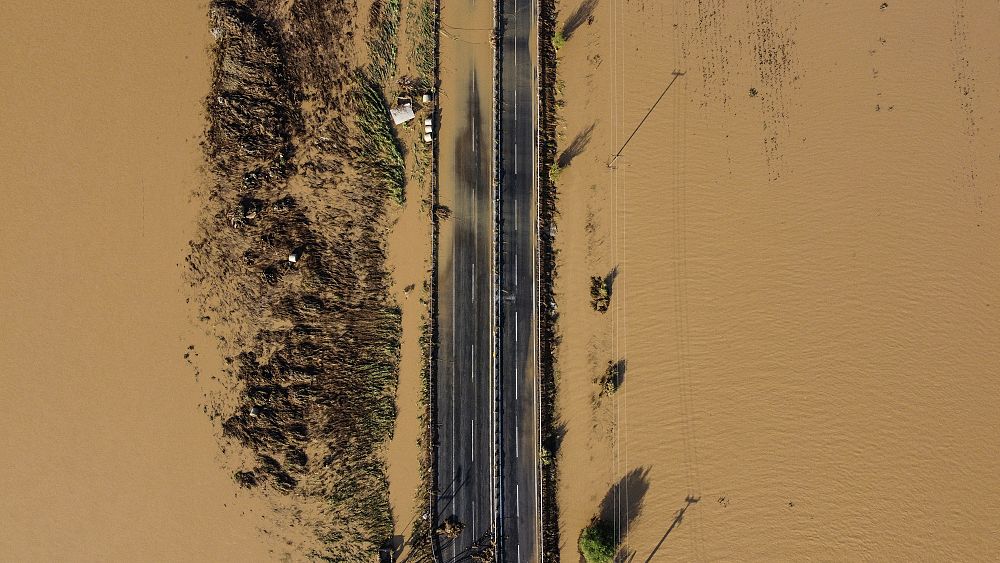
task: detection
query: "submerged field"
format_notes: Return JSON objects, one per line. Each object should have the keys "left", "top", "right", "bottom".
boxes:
{"left": 551, "top": 0, "right": 999, "bottom": 560}
{"left": 0, "top": 0, "right": 435, "bottom": 559}
{"left": 0, "top": 1, "right": 283, "bottom": 560}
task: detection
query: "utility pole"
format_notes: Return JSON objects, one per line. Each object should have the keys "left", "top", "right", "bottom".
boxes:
{"left": 608, "top": 70, "right": 685, "bottom": 168}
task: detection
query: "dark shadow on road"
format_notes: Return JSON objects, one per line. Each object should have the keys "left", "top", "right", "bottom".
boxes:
{"left": 434, "top": 466, "right": 471, "bottom": 519}
{"left": 562, "top": 0, "right": 600, "bottom": 40}
{"left": 435, "top": 530, "right": 495, "bottom": 563}
{"left": 558, "top": 122, "right": 595, "bottom": 168}
{"left": 641, "top": 495, "right": 700, "bottom": 563}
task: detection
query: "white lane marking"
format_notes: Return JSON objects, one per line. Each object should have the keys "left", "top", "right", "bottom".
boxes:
{"left": 515, "top": 254, "right": 518, "bottom": 286}
{"left": 516, "top": 425, "right": 519, "bottom": 458}
{"left": 517, "top": 484, "right": 521, "bottom": 517}
{"left": 515, "top": 365, "right": 519, "bottom": 400}
{"left": 472, "top": 419, "right": 475, "bottom": 461}
{"left": 472, "top": 263, "right": 475, "bottom": 303}
{"left": 472, "top": 67, "right": 477, "bottom": 153}
{"left": 515, "top": 311, "right": 518, "bottom": 342}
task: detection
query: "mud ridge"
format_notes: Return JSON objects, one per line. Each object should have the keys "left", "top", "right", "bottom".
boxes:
{"left": 187, "top": 0, "right": 413, "bottom": 558}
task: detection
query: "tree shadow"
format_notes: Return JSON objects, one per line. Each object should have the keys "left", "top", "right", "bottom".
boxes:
{"left": 608, "top": 358, "right": 627, "bottom": 388}
{"left": 558, "top": 122, "right": 595, "bottom": 168}
{"left": 599, "top": 466, "right": 652, "bottom": 556}
{"left": 641, "top": 495, "right": 700, "bottom": 563}
{"left": 604, "top": 266, "right": 618, "bottom": 300}
{"left": 562, "top": 0, "right": 600, "bottom": 40}
{"left": 545, "top": 420, "right": 568, "bottom": 455}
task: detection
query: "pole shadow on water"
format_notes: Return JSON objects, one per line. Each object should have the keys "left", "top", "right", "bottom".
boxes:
{"left": 641, "top": 495, "right": 700, "bottom": 563}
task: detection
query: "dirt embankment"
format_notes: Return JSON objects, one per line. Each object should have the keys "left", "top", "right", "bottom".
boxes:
{"left": 187, "top": 0, "right": 434, "bottom": 558}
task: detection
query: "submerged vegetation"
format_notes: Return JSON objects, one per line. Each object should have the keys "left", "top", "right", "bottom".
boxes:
{"left": 408, "top": 0, "right": 436, "bottom": 82}
{"left": 590, "top": 274, "right": 611, "bottom": 312}
{"left": 598, "top": 360, "right": 624, "bottom": 396}
{"left": 579, "top": 519, "right": 616, "bottom": 563}
{"left": 188, "top": 0, "right": 413, "bottom": 558}
{"left": 354, "top": 73, "right": 406, "bottom": 202}
{"left": 356, "top": 0, "right": 406, "bottom": 203}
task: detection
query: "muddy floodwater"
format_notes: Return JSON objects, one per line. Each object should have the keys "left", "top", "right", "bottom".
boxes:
{"left": 0, "top": 1, "right": 281, "bottom": 559}
{"left": 553, "top": 1, "right": 999, "bottom": 560}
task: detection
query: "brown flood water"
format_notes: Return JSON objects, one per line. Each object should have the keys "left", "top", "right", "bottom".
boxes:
{"left": 384, "top": 0, "right": 435, "bottom": 546}
{"left": 0, "top": 2, "right": 283, "bottom": 560}
{"left": 554, "top": 1, "right": 999, "bottom": 560}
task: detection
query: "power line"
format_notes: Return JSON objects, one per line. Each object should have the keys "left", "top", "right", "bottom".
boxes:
{"left": 608, "top": 70, "right": 685, "bottom": 167}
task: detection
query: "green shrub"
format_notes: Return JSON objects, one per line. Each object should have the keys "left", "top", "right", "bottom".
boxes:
{"left": 553, "top": 29, "right": 566, "bottom": 51}
{"left": 579, "top": 519, "right": 616, "bottom": 563}
{"left": 548, "top": 163, "right": 562, "bottom": 184}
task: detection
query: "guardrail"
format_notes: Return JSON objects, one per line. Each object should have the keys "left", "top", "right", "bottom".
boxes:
{"left": 492, "top": 0, "right": 505, "bottom": 558}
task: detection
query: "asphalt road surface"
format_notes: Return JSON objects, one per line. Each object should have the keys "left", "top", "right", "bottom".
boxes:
{"left": 434, "top": 0, "right": 496, "bottom": 558}
{"left": 498, "top": 0, "right": 541, "bottom": 560}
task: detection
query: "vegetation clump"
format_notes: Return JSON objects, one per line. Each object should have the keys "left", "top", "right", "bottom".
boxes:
{"left": 553, "top": 30, "right": 566, "bottom": 51}
{"left": 436, "top": 516, "right": 465, "bottom": 539}
{"left": 579, "top": 518, "right": 616, "bottom": 563}
{"left": 354, "top": 72, "right": 406, "bottom": 202}
{"left": 598, "top": 360, "right": 624, "bottom": 395}
{"left": 548, "top": 162, "right": 563, "bottom": 183}
{"left": 590, "top": 275, "right": 611, "bottom": 312}
{"left": 539, "top": 446, "right": 553, "bottom": 466}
